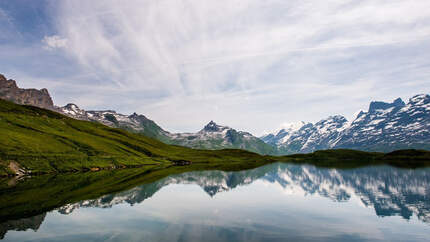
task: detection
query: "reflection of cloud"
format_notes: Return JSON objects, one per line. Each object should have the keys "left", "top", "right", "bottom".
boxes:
{"left": 42, "top": 35, "right": 68, "bottom": 50}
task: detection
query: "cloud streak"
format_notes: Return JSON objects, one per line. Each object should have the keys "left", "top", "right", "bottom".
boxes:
{"left": 2, "top": 0, "right": 430, "bottom": 135}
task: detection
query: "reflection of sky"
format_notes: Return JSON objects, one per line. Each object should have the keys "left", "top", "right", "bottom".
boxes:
{"left": 4, "top": 180, "right": 430, "bottom": 242}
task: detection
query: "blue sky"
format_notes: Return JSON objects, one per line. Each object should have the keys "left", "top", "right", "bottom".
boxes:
{"left": 1, "top": 0, "right": 430, "bottom": 135}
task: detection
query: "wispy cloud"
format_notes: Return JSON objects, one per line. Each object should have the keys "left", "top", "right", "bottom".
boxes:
{"left": 42, "top": 35, "right": 68, "bottom": 50}
{"left": 2, "top": 0, "right": 430, "bottom": 135}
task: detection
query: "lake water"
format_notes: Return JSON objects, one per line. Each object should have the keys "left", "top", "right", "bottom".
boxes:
{"left": 1, "top": 163, "right": 430, "bottom": 242}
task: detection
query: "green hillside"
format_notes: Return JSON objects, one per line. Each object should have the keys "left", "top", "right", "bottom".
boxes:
{"left": 0, "top": 99, "right": 278, "bottom": 176}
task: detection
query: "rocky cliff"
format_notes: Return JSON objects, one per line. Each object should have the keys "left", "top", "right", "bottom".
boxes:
{"left": 0, "top": 74, "right": 54, "bottom": 110}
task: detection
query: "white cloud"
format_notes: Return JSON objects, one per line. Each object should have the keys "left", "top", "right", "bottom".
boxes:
{"left": 43, "top": 0, "right": 430, "bottom": 135}
{"left": 42, "top": 35, "right": 68, "bottom": 50}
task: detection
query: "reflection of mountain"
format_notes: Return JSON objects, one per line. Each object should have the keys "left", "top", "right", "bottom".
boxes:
{"left": 58, "top": 165, "right": 274, "bottom": 214}
{"left": 0, "top": 213, "right": 46, "bottom": 239}
{"left": 59, "top": 164, "right": 430, "bottom": 223}
{"left": 266, "top": 165, "right": 430, "bottom": 222}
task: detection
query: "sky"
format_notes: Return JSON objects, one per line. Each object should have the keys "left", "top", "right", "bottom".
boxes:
{"left": 1, "top": 0, "right": 430, "bottom": 136}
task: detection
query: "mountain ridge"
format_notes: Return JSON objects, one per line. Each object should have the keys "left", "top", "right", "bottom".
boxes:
{"left": 263, "top": 95, "right": 430, "bottom": 153}
{"left": 1, "top": 74, "right": 429, "bottom": 155}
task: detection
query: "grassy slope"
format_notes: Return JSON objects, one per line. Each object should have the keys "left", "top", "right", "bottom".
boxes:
{"left": 0, "top": 99, "right": 279, "bottom": 176}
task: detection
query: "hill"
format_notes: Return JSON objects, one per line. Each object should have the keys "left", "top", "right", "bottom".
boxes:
{"left": 0, "top": 99, "right": 277, "bottom": 176}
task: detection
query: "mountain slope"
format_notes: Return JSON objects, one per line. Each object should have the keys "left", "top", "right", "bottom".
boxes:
{"left": 0, "top": 99, "right": 277, "bottom": 176}
{"left": 60, "top": 103, "right": 171, "bottom": 143}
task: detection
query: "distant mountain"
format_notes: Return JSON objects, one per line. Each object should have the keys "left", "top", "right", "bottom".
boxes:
{"left": 261, "top": 121, "right": 307, "bottom": 145}
{"left": 263, "top": 95, "right": 430, "bottom": 153}
{"left": 60, "top": 103, "right": 171, "bottom": 142}
{"left": 167, "top": 121, "right": 276, "bottom": 155}
{"left": 334, "top": 95, "right": 430, "bottom": 152}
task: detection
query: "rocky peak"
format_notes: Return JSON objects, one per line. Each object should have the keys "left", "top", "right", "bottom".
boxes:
{"left": 63, "top": 103, "right": 80, "bottom": 110}
{"left": 368, "top": 97, "right": 405, "bottom": 113}
{"left": 409, "top": 94, "right": 429, "bottom": 105}
{"left": 60, "top": 103, "right": 88, "bottom": 119}
{"left": 202, "top": 120, "right": 223, "bottom": 132}
{"left": 0, "top": 73, "right": 54, "bottom": 110}
{"left": 315, "top": 115, "right": 348, "bottom": 129}
{"left": 0, "top": 75, "right": 18, "bottom": 89}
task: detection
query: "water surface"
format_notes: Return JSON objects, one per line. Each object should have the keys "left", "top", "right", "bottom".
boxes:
{"left": 1, "top": 163, "right": 430, "bottom": 241}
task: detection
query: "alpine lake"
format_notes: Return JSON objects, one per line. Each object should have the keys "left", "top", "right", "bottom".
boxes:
{"left": 1, "top": 161, "right": 429, "bottom": 242}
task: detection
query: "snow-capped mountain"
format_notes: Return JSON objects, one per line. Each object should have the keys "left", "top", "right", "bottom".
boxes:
{"left": 263, "top": 115, "right": 350, "bottom": 154}
{"left": 168, "top": 121, "right": 276, "bottom": 155}
{"left": 261, "top": 121, "right": 307, "bottom": 145}
{"left": 60, "top": 103, "right": 171, "bottom": 142}
{"left": 334, "top": 95, "right": 430, "bottom": 151}
{"left": 263, "top": 95, "right": 430, "bottom": 154}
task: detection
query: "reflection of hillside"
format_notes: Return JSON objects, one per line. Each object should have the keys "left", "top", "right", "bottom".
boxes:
{"left": 0, "top": 213, "right": 46, "bottom": 239}
{"left": 59, "top": 164, "right": 430, "bottom": 223}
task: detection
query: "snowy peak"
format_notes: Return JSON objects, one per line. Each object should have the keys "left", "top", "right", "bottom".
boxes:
{"left": 315, "top": 115, "right": 348, "bottom": 129}
{"left": 409, "top": 94, "right": 430, "bottom": 106}
{"left": 61, "top": 103, "right": 87, "bottom": 118}
{"left": 261, "top": 121, "right": 307, "bottom": 146}
{"left": 169, "top": 121, "right": 275, "bottom": 155}
{"left": 368, "top": 97, "right": 405, "bottom": 113}
{"left": 201, "top": 120, "right": 228, "bottom": 132}
{"left": 278, "top": 121, "right": 307, "bottom": 134}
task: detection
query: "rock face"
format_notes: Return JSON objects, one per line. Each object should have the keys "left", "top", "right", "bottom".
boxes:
{"left": 262, "top": 95, "right": 430, "bottom": 153}
{"left": 0, "top": 74, "right": 54, "bottom": 110}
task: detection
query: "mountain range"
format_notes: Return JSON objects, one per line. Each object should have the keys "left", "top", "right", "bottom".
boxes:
{"left": 262, "top": 95, "right": 430, "bottom": 153}
{"left": 1, "top": 73, "right": 429, "bottom": 154}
